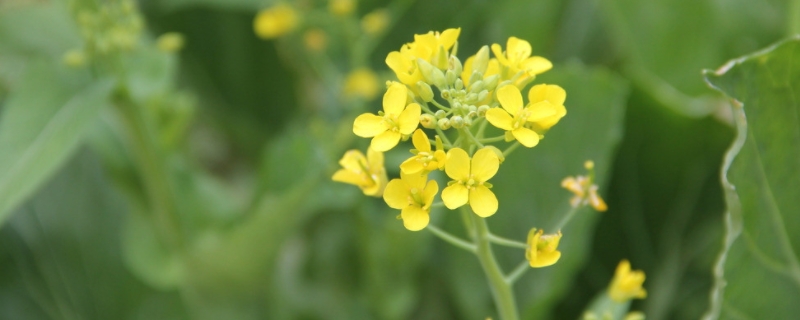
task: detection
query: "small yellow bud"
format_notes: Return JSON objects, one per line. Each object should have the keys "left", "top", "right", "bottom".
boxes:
{"left": 483, "top": 74, "right": 500, "bottom": 91}
{"left": 416, "top": 81, "right": 434, "bottom": 102}
{"left": 329, "top": 0, "right": 355, "bottom": 16}
{"left": 608, "top": 260, "right": 647, "bottom": 302}
{"left": 420, "top": 114, "right": 437, "bottom": 129}
{"left": 156, "top": 32, "right": 185, "bottom": 53}
{"left": 361, "top": 9, "right": 389, "bottom": 35}
{"left": 417, "top": 58, "right": 446, "bottom": 88}
{"left": 434, "top": 110, "right": 446, "bottom": 119}
{"left": 477, "top": 105, "right": 490, "bottom": 117}
{"left": 472, "top": 46, "right": 490, "bottom": 75}
{"left": 437, "top": 118, "right": 451, "bottom": 130}
{"left": 254, "top": 4, "right": 299, "bottom": 39}
{"left": 62, "top": 49, "right": 86, "bottom": 68}
{"left": 303, "top": 29, "right": 327, "bottom": 52}
{"left": 584, "top": 160, "right": 595, "bottom": 169}
{"left": 344, "top": 68, "right": 380, "bottom": 100}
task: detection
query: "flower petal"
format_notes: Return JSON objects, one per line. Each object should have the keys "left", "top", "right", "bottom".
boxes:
{"left": 366, "top": 147, "right": 384, "bottom": 171}
{"left": 471, "top": 148, "right": 500, "bottom": 180}
{"left": 400, "top": 157, "right": 424, "bottom": 174}
{"left": 491, "top": 43, "right": 509, "bottom": 66}
{"left": 332, "top": 169, "right": 364, "bottom": 186}
{"left": 411, "top": 129, "right": 431, "bottom": 152}
{"left": 485, "top": 108, "right": 514, "bottom": 131}
{"left": 371, "top": 130, "right": 401, "bottom": 151}
{"left": 353, "top": 113, "right": 386, "bottom": 137}
{"left": 439, "top": 28, "right": 461, "bottom": 50}
{"left": 397, "top": 103, "right": 421, "bottom": 135}
{"left": 526, "top": 101, "right": 558, "bottom": 122}
{"left": 512, "top": 127, "right": 540, "bottom": 148}
{"left": 496, "top": 85, "right": 523, "bottom": 115}
{"left": 469, "top": 185, "right": 498, "bottom": 217}
{"left": 401, "top": 206, "right": 430, "bottom": 231}
{"left": 338, "top": 150, "right": 366, "bottom": 172}
{"left": 506, "top": 36, "right": 531, "bottom": 61}
{"left": 422, "top": 180, "right": 439, "bottom": 208}
{"left": 442, "top": 184, "right": 468, "bottom": 209}
{"left": 383, "top": 82, "right": 408, "bottom": 114}
{"left": 400, "top": 170, "right": 426, "bottom": 189}
{"left": 444, "top": 148, "right": 470, "bottom": 181}
{"left": 528, "top": 84, "right": 565, "bottom": 105}
{"left": 522, "top": 56, "right": 552, "bottom": 75}
{"left": 383, "top": 179, "right": 409, "bottom": 209}
{"left": 530, "top": 250, "right": 561, "bottom": 268}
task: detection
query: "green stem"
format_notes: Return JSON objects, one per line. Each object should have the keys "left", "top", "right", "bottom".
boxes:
{"left": 551, "top": 205, "right": 580, "bottom": 231}
{"left": 460, "top": 128, "right": 484, "bottom": 149}
{"left": 435, "top": 127, "right": 453, "bottom": 147}
{"left": 427, "top": 224, "right": 476, "bottom": 252}
{"left": 488, "top": 233, "right": 528, "bottom": 249}
{"left": 115, "top": 95, "right": 184, "bottom": 251}
{"left": 479, "top": 135, "right": 506, "bottom": 143}
{"left": 502, "top": 142, "right": 520, "bottom": 157}
{"left": 505, "top": 261, "right": 530, "bottom": 284}
{"left": 791, "top": 0, "right": 800, "bottom": 36}
{"left": 468, "top": 209, "right": 519, "bottom": 320}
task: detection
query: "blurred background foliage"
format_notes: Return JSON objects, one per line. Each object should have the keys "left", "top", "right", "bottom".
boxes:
{"left": 0, "top": 0, "right": 795, "bottom": 319}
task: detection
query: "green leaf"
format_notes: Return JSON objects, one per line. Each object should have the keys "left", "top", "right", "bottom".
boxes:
{"left": 703, "top": 36, "right": 800, "bottom": 319}
{"left": 0, "top": 61, "right": 114, "bottom": 225}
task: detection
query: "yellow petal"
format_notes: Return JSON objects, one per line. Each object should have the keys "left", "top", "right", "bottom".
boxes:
{"left": 400, "top": 170, "right": 426, "bottom": 189}
{"left": 371, "top": 130, "right": 401, "bottom": 151}
{"left": 471, "top": 148, "right": 500, "bottom": 181}
{"left": 506, "top": 36, "right": 531, "bottom": 61}
{"left": 496, "top": 85, "right": 523, "bottom": 115}
{"left": 401, "top": 206, "right": 430, "bottom": 231}
{"left": 461, "top": 55, "right": 475, "bottom": 85}
{"left": 485, "top": 108, "right": 514, "bottom": 131}
{"left": 411, "top": 129, "right": 431, "bottom": 152}
{"left": 439, "top": 28, "right": 461, "bottom": 50}
{"left": 444, "top": 148, "right": 470, "bottom": 181}
{"left": 442, "top": 184, "right": 468, "bottom": 209}
{"left": 353, "top": 113, "right": 387, "bottom": 137}
{"left": 530, "top": 250, "right": 561, "bottom": 268}
{"left": 490, "top": 43, "right": 508, "bottom": 66}
{"left": 526, "top": 101, "right": 558, "bottom": 122}
{"left": 338, "top": 150, "right": 366, "bottom": 172}
{"left": 400, "top": 157, "right": 424, "bottom": 174}
{"left": 397, "top": 103, "right": 421, "bottom": 135}
{"left": 528, "top": 84, "right": 566, "bottom": 105}
{"left": 332, "top": 169, "right": 363, "bottom": 186}
{"left": 422, "top": 180, "right": 439, "bottom": 207}
{"left": 522, "top": 56, "right": 552, "bottom": 75}
{"left": 511, "top": 127, "right": 540, "bottom": 148}
{"left": 366, "top": 147, "right": 384, "bottom": 170}
{"left": 383, "top": 179, "right": 409, "bottom": 209}
{"left": 469, "top": 185, "right": 498, "bottom": 217}
{"left": 383, "top": 82, "right": 408, "bottom": 115}
{"left": 589, "top": 187, "right": 608, "bottom": 212}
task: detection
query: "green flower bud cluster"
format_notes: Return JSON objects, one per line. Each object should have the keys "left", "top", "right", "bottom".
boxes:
{"left": 64, "top": 0, "right": 144, "bottom": 65}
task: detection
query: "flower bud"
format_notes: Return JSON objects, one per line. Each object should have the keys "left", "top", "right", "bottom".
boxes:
{"left": 420, "top": 114, "right": 437, "bottom": 129}
{"left": 434, "top": 110, "right": 447, "bottom": 119}
{"left": 454, "top": 78, "right": 464, "bottom": 91}
{"left": 484, "top": 74, "right": 500, "bottom": 91}
{"left": 450, "top": 116, "right": 464, "bottom": 129}
{"left": 465, "top": 93, "right": 478, "bottom": 103}
{"left": 416, "top": 81, "right": 434, "bottom": 102}
{"left": 478, "top": 90, "right": 489, "bottom": 102}
{"left": 472, "top": 45, "right": 490, "bottom": 75}
{"left": 477, "top": 105, "right": 490, "bottom": 117}
{"left": 437, "top": 118, "right": 451, "bottom": 130}
{"left": 468, "top": 71, "right": 483, "bottom": 87}
{"left": 445, "top": 70, "right": 457, "bottom": 88}
{"left": 448, "top": 55, "right": 463, "bottom": 77}
{"left": 464, "top": 117, "right": 473, "bottom": 127}
{"left": 434, "top": 45, "right": 449, "bottom": 70}
{"left": 468, "top": 80, "right": 484, "bottom": 93}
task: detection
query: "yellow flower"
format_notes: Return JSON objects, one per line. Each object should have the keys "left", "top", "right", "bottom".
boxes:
{"left": 328, "top": 0, "right": 355, "bottom": 16}
{"left": 383, "top": 171, "right": 439, "bottom": 231}
{"left": 485, "top": 85, "right": 560, "bottom": 148}
{"left": 353, "top": 82, "right": 421, "bottom": 151}
{"left": 254, "top": 4, "right": 298, "bottom": 39}
{"left": 343, "top": 68, "right": 379, "bottom": 100}
{"left": 441, "top": 147, "right": 499, "bottom": 217}
{"left": 526, "top": 84, "right": 567, "bottom": 132}
{"left": 562, "top": 161, "right": 607, "bottom": 212}
{"left": 385, "top": 28, "right": 460, "bottom": 86}
{"left": 400, "top": 129, "right": 446, "bottom": 174}
{"left": 608, "top": 260, "right": 647, "bottom": 302}
{"left": 303, "top": 29, "right": 327, "bottom": 52}
{"left": 332, "top": 148, "right": 388, "bottom": 197}
{"left": 361, "top": 9, "right": 389, "bottom": 35}
{"left": 491, "top": 37, "right": 552, "bottom": 87}
{"left": 526, "top": 228, "right": 562, "bottom": 268}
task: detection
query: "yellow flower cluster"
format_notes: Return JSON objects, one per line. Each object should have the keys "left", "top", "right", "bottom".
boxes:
{"left": 335, "top": 29, "right": 569, "bottom": 237}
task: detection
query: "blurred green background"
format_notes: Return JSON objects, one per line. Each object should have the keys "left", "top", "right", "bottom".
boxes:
{"left": 0, "top": 0, "right": 796, "bottom": 319}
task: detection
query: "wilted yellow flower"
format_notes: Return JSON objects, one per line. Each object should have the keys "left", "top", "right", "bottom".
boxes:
{"left": 526, "top": 228, "right": 562, "bottom": 268}
{"left": 254, "top": 4, "right": 298, "bottom": 39}
{"left": 303, "top": 29, "right": 327, "bottom": 52}
{"left": 343, "top": 68, "right": 379, "bottom": 100}
{"left": 491, "top": 37, "right": 552, "bottom": 87}
{"left": 526, "top": 84, "right": 567, "bottom": 132}
{"left": 156, "top": 32, "right": 185, "bottom": 53}
{"left": 400, "top": 129, "right": 446, "bottom": 174}
{"left": 441, "top": 147, "right": 499, "bottom": 217}
{"left": 385, "top": 28, "right": 460, "bottom": 87}
{"left": 353, "top": 82, "right": 421, "bottom": 151}
{"left": 562, "top": 160, "right": 607, "bottom": 212}
{"left": 328, "top": 0, "right": 355, "bottom": 16}
{"left": 332, "top": 148, "right": 388, "bottom": 197}
{"left": 609, "top": 260, "right": 647, "bottom": 302}
{"left": 486, "top": 85, "right": 561, "bottom": 148}
{"left": 361, "top": 9, "right": 389, "bottom": 35}
{"left": 383, "top": 171, "right": 439, "bottom": 231}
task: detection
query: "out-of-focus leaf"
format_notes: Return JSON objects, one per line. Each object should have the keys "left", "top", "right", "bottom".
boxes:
{"left": 125, "top": 46, "right": 178, "bottom": 104}
{"left": 155, "top": 0, "right": 267, "bottom": 13}
{"left": 442, "top": 62, "right": 629, "bottom": 319}
{"left": 0, "top": 150, "right": 188, "bottom": 319}
{"left": 703, "top": 36, "right": 800, "bottom": 320}
{"left": 0, "top": 61, "right": 114, "bottom": 224}
{"left": 0, "top": 2, "right": 81, "bottom": 58}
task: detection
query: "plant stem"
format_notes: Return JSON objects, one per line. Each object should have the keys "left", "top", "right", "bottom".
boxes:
{"left": 468, "top": 209, "right": 519, "bottom": 320}
{"left": 488, "top": 233, "right": 528, "bottom": 249}
{"left": 551, "top": 206, "right": 580, "bottom": 232}
{"left": 505, "top": 261, "right": 530, "bottom": 284}
{"left": 427, "top": 224, "right": 476, "bottom": 252}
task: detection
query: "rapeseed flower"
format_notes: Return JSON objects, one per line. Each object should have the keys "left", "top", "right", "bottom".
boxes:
{"left": 608, "top": 260, "right": 647, "bottom": 302}
{"left": 485, "top": 85, "right": 560, "bottom": 147}
{"left": 386, "top": 28, "right": 460, "bottom": 87}
{"left": 562, "top": 161, "right": 607, "bottom": 212}
{"left": 491, "top": 37, "right": 551, "bottom": 87}
{"left": 441, "top": 147, "right": 499, "bottom": 217}
{"left": 526, "top": 84, "right": 567, "bottom": 133}
{"left": 383, "top": 171, "right": 439, "bottom": 231}
{"left": 526, "top": 228, "right": 562, "bottom": 268}
{"left": 353, "top": 82, "right": 421, "bottom": 151}
{"left": 332, "top": 148, "right": 388, "bottom": 197}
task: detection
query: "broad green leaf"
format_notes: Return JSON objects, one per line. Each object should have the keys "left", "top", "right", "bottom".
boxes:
{"left": 703, "top": 36, "right": 800, "bottom": 319}
{"left": 0, "top": 61, "right": 114, "bottom": 224}
{"left": 442, "top": 62, "right": 629, "bottom": 319}
{"left": 0, "top": 2, "right": 81, "bottom": 59}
